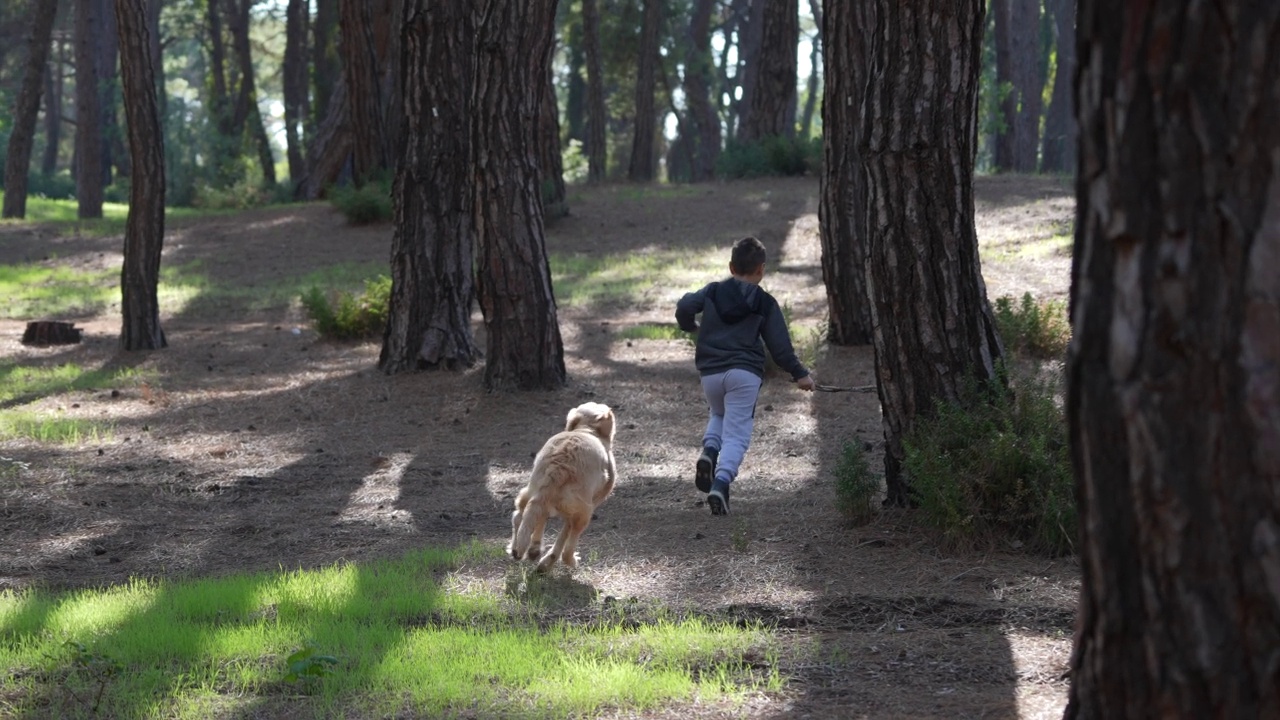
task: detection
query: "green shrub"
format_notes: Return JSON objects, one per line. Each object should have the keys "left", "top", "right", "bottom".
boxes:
{"left": 26, "top": 172, "right": 77, "bottom": 201}
{"left": 717, "top": 135, "right": 821, "bottom": 179}
{"left": 834, "top": 441, "right": 879, "bottom": 525}
{"left": 330, "top": 179, "right": 392, "bottom": 225}
{"left": 300, "top": 275, "right": 392, "bottom": 341}
{"left": 904, "top": 368, "right": 1075, "bottom": 555}
{"left": 193, "top": 177, "right": 270, "bottom": 210}
{"left": 993, "top": 293, "right": 1071, "bottom": 359}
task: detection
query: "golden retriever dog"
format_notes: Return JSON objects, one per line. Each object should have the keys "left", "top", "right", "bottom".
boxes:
{"left": 507, "top": 402, "right": 617, "bottom": 572}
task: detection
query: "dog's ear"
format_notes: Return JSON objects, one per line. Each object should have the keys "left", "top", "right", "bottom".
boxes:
{"left": 565, "top": 406, "right": 586, "bottom": 432}
{"left": 596, "top": 408, "right": 616, "bottom": 443}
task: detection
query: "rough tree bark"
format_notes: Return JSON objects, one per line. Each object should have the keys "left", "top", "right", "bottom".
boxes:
{"left": 473, "top": 0, "right": 566, "bottom": 391}
{"left": 379, "top": 0, "right": 480, "bottom": 375}
{"left": 856, "top": 0, "right": 1004, "bottom": 505}
{"left": 991, "top": 0, "right": 1013, "bottom": 171}
{"left": 339, "top": 0, "right": 388, "bottom": 185}
{"left": 817, "top": 0, "right": 871, "bottom": 346}
{"left": 1064, "top": 2, "right": 1280, "bottom": 716}
{"left": 283, "top": 0, "right": 309, "bottom": 183}
{"left": 311, "top": 0, "right": 339, "bottom": 133}
{"left": 115, "top": 0, "right": 166, "bottom": 351}
{"left": 581, "top": 0, "right": 607, "bottom": 183}
{"left": 1008, "top": 0, "right": 1041, "bottom": 172}
{"left": 681, "top": 0, "right": 720, "bottom": 182}
{"left": 738, "top": 0, "right": 798, "bottom": 142}
{"left": 227, "top": 0, "right": 276, "bottom": 187}
{"left": 3, "top": 0, "right": 58, "bottom": 219}
{"left": 75, "top": 0, "right": 105, "bottom": 219}
{"left": 627, "top": 0, "right": 661, "bottom": 182}
{"left": 539, "top": 56, "right": 568, "bottom": 218}
{"left": 1039, "top": 0, "right": 1075, "bottom": 174}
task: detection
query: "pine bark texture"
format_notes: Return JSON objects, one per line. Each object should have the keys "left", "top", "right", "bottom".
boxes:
{"left": 379, "top": 0, "right": 479, "bottom": 375}
{"left": 115, "top": 0, "right": 166, "bottom": 351}
{"left": 539, "top": 60, "right": 568, "bottom": 218}
{"left": 627, "top": 0, "right": 661, "bottom": 182}
{"left": 1064, "top": 2, "right": 1280, "bottom": 716}
{"left": 75, "top": 0, "right": 104, "bottom": 219}
{"left": 738, "top": 0, "right": 798, "bottom": 142}
{"left": 473, "top": 0, "right": 566, "bottom": 391}
{"left": 311, "top": 0, "right": 339, "bottom": 132}
{"left": 283, "top": 0, "right": 308, "bottom": 183}
{"left": 339, "top": 0, "right": 388, "bottom": 185}
{"left": 1039, "top": 0, "right": 1075, "bottom": 174}
{"left": 681, "top": 0, "right": 720, "bottom": 182}
{"left": 992, "top": 0, "right": 1014, "bottom": 171}
{"left": 581, "top": 0, "right": 607, "bottom": 182}
{"left": 41, "top": 39, "right": 65, "bottom": 177}
{"left": 3, "top": 0, "right": 58, "bottom": 219}
{"left": 818, "top": 0, "right": 871, "bottom": 347}
{"left": 228, "top": 0, "right": 275, "bottom": 186}
{"left": 856, "top": 0, "right": 1004, "bottom": 505}
{"left": 1008, "top": 0, "right": 1041, "bottom": 172}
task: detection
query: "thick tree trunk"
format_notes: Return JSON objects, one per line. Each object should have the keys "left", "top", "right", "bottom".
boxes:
{"left": 473, "top": 0, "right": 566, "bottom": 391}
{"left": 75, "top": 0, "right": 104, "bottom": 219}
{"left": 339, "top": 0, "right": 388, "bottom": 186}
{"left": 739, "top": 0, "right": 798, "bottom": 142}
{"left": 41, "top": 39, "right": 64, "bottom": 177}
{"left": 283, "top": 0, "right": 308, "bottom": 184}
{"left": 682, "top": 0, "right": 720, "bottom": 182}
{"left": 581, "top": 0, "right": 607, "bottom": 183}
{"left": 565, "top": 18, "right": 585, "bottom": 144}
{"left": 228, "top": 0, "right": 275, "bottom": 186}
{"left": 311, "top": 0, "right": 339, "bottom": 135}
{"left": 817, "top": 0, "right": 871, "bottom": 347}
{"left": 3, "top": 0, "right": 58, "bottom": 219}
{"left": 380, "top": 0, "right": 479, "bottom": 375}
{"left": 115, "top": 0, "right": 166, "bottom": 351}
{"left": 294, "top": 77, "right": 351, "bottom": 200}
{"left": 627, "top": 0, "right": 661, "bottom": 182}
{"left": 1064, "top": 2, "right": 1280, "bottom": 716}
{"left": 98, "top": 0, "right": 122, "bottom": 184}
{"left": 991, "top": 0, "right": 1013, "bottom": 172}
{"left": 857, "top": 0, "right": 1004, "bottom": 505}
{"left": 1039, "top": 0, "right": 1075, "bottom": 174}
{"left": 733, "top": 0, "right": 765, "bottom": 139}
{"left": 1008, "top": 0, "right": 1041, "bottom": 172}
{"left": 539, "top": 58, "right": 568, "bottom": 218}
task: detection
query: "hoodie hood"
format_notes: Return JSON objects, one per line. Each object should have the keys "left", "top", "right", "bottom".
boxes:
{"left": 711, "top": 278, "right": 760, "bottom": 324}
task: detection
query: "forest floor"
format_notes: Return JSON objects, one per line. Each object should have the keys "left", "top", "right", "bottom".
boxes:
{"left": 0, "top": 174, "right": 1077, "bottom": 719}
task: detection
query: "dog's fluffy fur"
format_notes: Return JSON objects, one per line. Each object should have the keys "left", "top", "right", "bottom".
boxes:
{"left": 507, "top": 402, "right": 617, "bottom": 572}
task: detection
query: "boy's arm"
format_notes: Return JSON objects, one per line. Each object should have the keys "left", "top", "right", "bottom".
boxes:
{"left": 761, "top": 300, "right": 810, "bottom": 381}
{"left": 675, "top": 285, "right": 710, "bottom": 332}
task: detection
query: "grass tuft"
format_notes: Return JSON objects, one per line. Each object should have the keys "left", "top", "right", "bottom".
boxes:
{"left": 833, "top": 441, "right": 879, "bottom": 525}
{"left": 993, "top": 293, "right": 1071, "bottom": 359}
{"left": 301, "top": 275, "right": 392, "bottom": 341}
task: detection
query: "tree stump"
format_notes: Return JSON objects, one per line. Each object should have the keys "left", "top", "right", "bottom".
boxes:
{"left": 22, "top": 321, "right": 83, "bottom": 346}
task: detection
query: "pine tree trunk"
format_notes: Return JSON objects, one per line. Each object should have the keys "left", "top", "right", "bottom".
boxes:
{"left": 539, "top": 58, "right": 568, "bottom": 218}
{"left": 627, "top": 0, "right": 661, "bottom": 182}
{"left": 856, "top": 0, "right": 1004, "bottom": 505}
{"left": 992, "top": 0, "right": 1014, "bottom": 172}
{"left": 473, "top": 0, "right": 566, "bottom": 391}
{"left": 115, "top": 0, "right": 166, "bottom": 351}
{"left": 818, "top": 0, "right": 871, "bottom": 347}
{"left": 3, "top": 0, "right": 58, "bottom": 219}
{"left": 293, "top": 77, "right": 351, "bottom": 201}
{"left": 340, "top": 0, "right": 387, "bottom": 186}
{"left": 1009, "top": 0, "right": 1041, "bottom": 172}
{"left": 284, "top": 0, "right": 308, "bottom": 184}
{"left": 75, "top": 0, "right": 105, "bottom": 219}
{"left": 683, "top": 0, "right": 720, "bottom": 182}
{"left": 311, "top": 0, "right": 339, "bottom": 134}
{"left": 41, "top": 38, "right": 65, "bottom": 177}
{"left": 1039, "top": 0, "right": 1075, "bottom": 174}
{"left": 380, "top": 0, "right": 479, "bottom": 375}
{"left": 581, "top": 0, "right": 607, "bottom": 183}
{"left": 98, "top": 0, "right": 122, "bottom": 184}
{"left": 565, "top": 19, "right": 585, "bottom": 145}
{"left": 733, "top": 0, "right": 765, "bottom": 139}
{"left": 739, "top": 0, "right": 798, "bottom": 142}
{"left": 1064, "top": 2, "right": 1280, "bottom": 716}
{"left": 228, "top": 0, "right": 275, "bottom": 186}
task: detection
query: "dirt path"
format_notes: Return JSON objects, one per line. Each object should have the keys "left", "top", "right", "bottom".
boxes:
{"left": 0, "top": 175, "right": 1078, "bottom": 718}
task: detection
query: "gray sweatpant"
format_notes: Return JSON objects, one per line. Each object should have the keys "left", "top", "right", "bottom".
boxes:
{"left": 700, "top": 368, "right": 763, "bottom": 485}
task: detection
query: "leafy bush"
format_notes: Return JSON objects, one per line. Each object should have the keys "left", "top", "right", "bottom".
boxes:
{"left": 834, "top": 441, "right": 879, "bottom": 525}
{"left": 717, "top": 135, "right": 821, "bottom": 179}
{"left": 26, "top": 172, "right": 77, "bottom": 201}
{"left": 562, "top": 138, "right": 589, "bottom": 185}
{"left": 994, "top": 293, "right": 1071, "bottom": 359}
{"left": 904, "top": 368, "right": 1075, "bottom": 555}
{"left": 329, "top": 179, "right": 392, "bottom": 225}
{"left": 193, "top": 177, "right": 271, "bottom": 210}
{"left": 300, "top": 275, "right": 392, "bottom": 341}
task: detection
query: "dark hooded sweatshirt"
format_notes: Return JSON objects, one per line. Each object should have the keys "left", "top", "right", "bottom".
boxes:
{"left": 675, "top": 277, "right": 810, "bottom": 381}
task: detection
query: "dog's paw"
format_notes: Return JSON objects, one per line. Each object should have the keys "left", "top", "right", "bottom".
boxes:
{"left": 524, "top": 544, "right": 542, "bottom": 561}
{"left": 561, "top": 551, "right": 580, "bottom": 568}
{"left": 535, "top": 550, "right": 557, "bottom": 573}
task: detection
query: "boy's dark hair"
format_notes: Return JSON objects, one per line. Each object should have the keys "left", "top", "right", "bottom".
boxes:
{"left": 730, "top": 236, "right": 767, "bottom": 275}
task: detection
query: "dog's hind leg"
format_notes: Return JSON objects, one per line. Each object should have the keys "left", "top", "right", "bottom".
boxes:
{"left": 513, "top": 498, "right": 549, "bottom": 563}
{"left": 535, "top": 514, "right": 580, "bottom": 573}
{"left": 557, "top": 513, "right": 591, "bottom": 568}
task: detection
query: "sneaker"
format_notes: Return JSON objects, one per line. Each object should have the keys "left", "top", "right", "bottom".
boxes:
{"left": 695, "top": 447, "right": 718, "bottom": 493}
{"left": 708, "top": 479, "right": 730, "bottom": 516}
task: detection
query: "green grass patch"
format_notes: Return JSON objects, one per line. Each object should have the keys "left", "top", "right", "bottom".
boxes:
{"left": 903, "top": 367, "right": 1075, "bottom": 555}
{"left": 0, "top": 545, "right": 781, "bottom": 718}
{"left": 0, "top": 264, "right": 118, "bottom": 319}
{"left": 550, "top": 250, "right": 710, "bottom": 308}
{"left": 0, "top": 362, "right": 137, "bottom": 442}
{"left": 0, "top": 411, "right": 111, "bottom": 444}
{"left": 615, "top": 323, "right": 689, "bottom": 341}
{"left": 301, "top": 275, "right": 392, "bottom": 341}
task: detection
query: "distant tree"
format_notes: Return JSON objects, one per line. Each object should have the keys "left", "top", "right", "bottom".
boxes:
{"left": 539, "top": 58, "right": 567, "bottom": 218}
{"left": 817, "top": 0, "right": 871, "bottom": 346}
{"left": 75, "top": 0, "right": 105, "bottom": 219}
{"left": 380, "top": 0, "right": 479, "bottom": 374}
{"left": 855, "top": 0, "right": 1004, "bottom": 505}
{"left": 473, "top": 0, "right": 566, "bottom": 391}
{"left": 311, "top": 0, "right": 340, "bottom": 133}
{"left": 3, "top": 0, "right": 58, "bottom": 219}
{"left": 1065, "top": 2, "right": 1280, "bottom": 716}
{"left": 41, "top": 35, "right": 65, "bottom": 176}
{"left": 227, "top": 0, "right": 276, "bottom": 186}
{"left": 283, "top": 0, "right": 309, "bottom": 183}
{"left": 115, "top": 0, "right": 166, "bottom": 350}
{"left": 564, "top": 14, "right": 586, "bottom": 145}
{"left": 581, "top": 0, "right": 607, "bottom": 182}
{"left": 731, "top": 0, "right": 765, "bottom": 138}
{"left": 680, "top": 0, "right": 720, "bottom": 182}
{"left": 627, "top": 0, "right": 661, "bottom": 182}
{"left": 98, "top": 0, "right": 124, "bottom": 184}
{"left": 738, "top": 0, "right": 797, "bottom": 141}
{"left": 1039, "top": 0, "right": 1075, "bottom": 174}
{"left": 797, "top": 0, "right": 821, "bottom": 139}
{"left": 339, "top": 0, "right": 388, "bottom": 186}
{"left": 1008, "top": 0, "right": 1041, "bottom": 172}
{"left": 991, "top": 0, "right": 1013, "bottom": 171}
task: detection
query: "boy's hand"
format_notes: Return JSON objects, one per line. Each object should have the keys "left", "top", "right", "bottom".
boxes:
{"left": 795, "top": 375, "right": 816, "bottom": 392}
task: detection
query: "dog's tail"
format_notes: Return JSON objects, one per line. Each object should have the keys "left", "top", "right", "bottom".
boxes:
{"left": 512, "top": 496, "right": 550, "bottom": 560}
